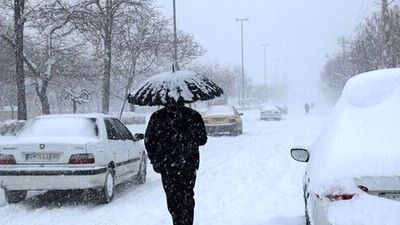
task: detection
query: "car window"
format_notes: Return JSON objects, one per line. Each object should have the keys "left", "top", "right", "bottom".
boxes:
{"left": 104, "top": 118, "right": 122, "bottom": 140}
{"left": 111, "top": 118, "right": 134, "bottom": 141}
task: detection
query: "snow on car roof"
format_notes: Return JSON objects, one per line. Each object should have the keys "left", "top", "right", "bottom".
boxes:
{"left": 261, "top": 105, "right": 278, "bottom": 111}
{"left": 204, "top": 105, "right": 235, "bottom": 116}
{"left": 18, "top": 116, "right": 99, "bottom": 140}
{"left": 308, "top": 69, "right": 400, "bottom": 193}
{"left": 37, "top": 113, "right": 110, "bottom": 119}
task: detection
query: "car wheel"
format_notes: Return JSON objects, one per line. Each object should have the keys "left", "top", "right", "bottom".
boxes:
{"left": 134, "top": 153, "right": 147, "bottom": 184}
{"left": 99, "top": 168, "right": 115, "bottom": 204}
{"left": 4, "top": 190, "right": 27, "bottom": 204}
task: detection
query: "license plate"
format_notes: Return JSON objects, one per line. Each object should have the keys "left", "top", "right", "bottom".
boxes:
{"left": 25, "top": 153, "right": 60, "bottom": 162}
{"left": 379, "top": 193, "right": 400, "bottom": 201}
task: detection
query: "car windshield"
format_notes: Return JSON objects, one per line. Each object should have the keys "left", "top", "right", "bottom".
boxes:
{"left": 261, "top": 105, "right": 278, "bottom": 111}
{"left": 204, "top": 105, "right": 234, "bottom": 116}
{"left": 18, "top": 117, "right": 98, "bottom": 138}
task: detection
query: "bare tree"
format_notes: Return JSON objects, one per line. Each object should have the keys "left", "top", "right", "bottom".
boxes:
{"left": 63, "top": 88, "right": 91, "bottom": 114}
{"left": 160, "top": 31, "right": 206, "bottom": 68}
{"left": 63, "top": 0, "right": 149, "bottom": 114}
{"left": 112, "top": 6, "right": 168, "bottom": 116}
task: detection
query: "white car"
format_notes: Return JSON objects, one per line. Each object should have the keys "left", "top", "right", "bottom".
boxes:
{"left": 291, "top": 69, "right": 400, "bottom": 225}
{"left": 260, "top": 105, "right": 282, "bottom": 121}
{"left": 0, "top": 114, "right": 147, "bottom": 204}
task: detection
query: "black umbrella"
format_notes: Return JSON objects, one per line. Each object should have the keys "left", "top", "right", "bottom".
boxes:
{"left": 127, "top": 70, "right": 224, "bottom": 106}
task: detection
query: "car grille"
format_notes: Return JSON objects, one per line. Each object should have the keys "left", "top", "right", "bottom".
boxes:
{"left": 212, "top": 118, "right": 226, "bottom": 122}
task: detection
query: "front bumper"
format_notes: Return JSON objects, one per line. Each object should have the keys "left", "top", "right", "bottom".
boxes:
{"left": 205, "top": 123, "right": 238, "bottom": 134}
{"left": 0, "top": 165, "right": 107, "bottom": 191}
{"left": 260, "top": 114, "right": 281, "bottom": 120}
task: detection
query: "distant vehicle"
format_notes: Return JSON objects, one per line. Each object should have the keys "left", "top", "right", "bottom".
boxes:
{"left": 0, "top": 114, "right": 147, "bottom": 204}
{"left": 291, "top": 69, "right": 400, "bottom": 225}
{"left": 203, "top": 105, "right": 243, "bottom": 136}
{"left": 260, "top": 105, "right": 282, "bottom": 121}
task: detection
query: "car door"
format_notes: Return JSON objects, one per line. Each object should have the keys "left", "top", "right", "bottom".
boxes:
{"left": 104, "top": 118, "right": 130, "bottom": 178}
{"left": 110, "top": 118, "right": 141, "bottom": 174}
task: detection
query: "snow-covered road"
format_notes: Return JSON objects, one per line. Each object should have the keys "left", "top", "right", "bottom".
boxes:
{"left": 0, "top": 110, "right": 326, "bottom": 225}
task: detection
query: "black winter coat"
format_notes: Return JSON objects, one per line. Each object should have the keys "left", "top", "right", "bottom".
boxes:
{"left": 145, "top": 106, "right": 207, "bottom": 173}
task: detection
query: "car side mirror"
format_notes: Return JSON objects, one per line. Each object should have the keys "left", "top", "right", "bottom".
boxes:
{"left": 291, "top": 148, "right": 310, "bottom": 163}
{"left": 133, "top": 133, "right": 144, "bottom": 141}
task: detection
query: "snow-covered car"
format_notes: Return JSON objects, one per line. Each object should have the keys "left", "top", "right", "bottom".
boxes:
{"left": 203, "top": 105, "right": 243, "bottom": 136}
{"left": 291, "top": 69, "right": 400, "bottom": 225}
{"left": 0, "top": 114, "right": 147, "bottom": 204}
{"left": 260, "top": 105, "right": 282, "bottom": 120}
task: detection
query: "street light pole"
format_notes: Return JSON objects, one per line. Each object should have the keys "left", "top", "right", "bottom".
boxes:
{"left": 235, "top": 18, "right": 249, "bottom": 105}
{"left": 261, "top": 44, "right": 268, "bottom": 102}
{"left": 173, "top": 0, "right": 178, "bottom": 70}
{"left": 261, "top": 44, "right": 268, "bottom": 89}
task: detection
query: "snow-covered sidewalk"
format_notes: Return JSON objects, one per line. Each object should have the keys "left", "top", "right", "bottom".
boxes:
{"left": 0, "top": 110, "right": 326, "bottom": 225}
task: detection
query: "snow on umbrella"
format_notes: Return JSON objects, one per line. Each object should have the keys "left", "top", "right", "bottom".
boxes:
{"left": 127, "top": 70, "right": 224, "bottom": 106}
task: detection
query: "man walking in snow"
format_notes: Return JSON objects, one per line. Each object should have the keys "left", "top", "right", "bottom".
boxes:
{"left": 145, "top": 100, "right": 207, "bottom": 225}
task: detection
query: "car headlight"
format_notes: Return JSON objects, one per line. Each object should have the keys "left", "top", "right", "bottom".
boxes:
{"left": 229, "top": 118, "right": 236, "bottom": 123}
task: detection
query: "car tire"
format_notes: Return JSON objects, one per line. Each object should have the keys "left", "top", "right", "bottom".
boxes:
{"left": 4, "top": 190, "right": 27, "bottom": 204}
{"left": 134, "top": 153, "right": 147, "bottom": 184}
{"left": 99, "top": 167, "right": 115, "bottom": 204}
{"left": 231, "top": 130, "right": 239, "bottom": 136}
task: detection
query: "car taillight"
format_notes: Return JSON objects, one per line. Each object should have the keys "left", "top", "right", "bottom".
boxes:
{"left": 325, "top": 193, "right": 355, "bottom": 201}
{"left": 69, "top": 153, "right": 95, "bottom": 164}
{"left": 0, "top": 154, "right": 16, "bottom": 164}
{"left": 325, "top": 186, "right": 368, "bottom": 202}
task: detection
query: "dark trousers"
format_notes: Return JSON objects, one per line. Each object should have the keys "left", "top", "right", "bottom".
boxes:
{"left": 161, "top": 170, "right": 197, "bottom": 225}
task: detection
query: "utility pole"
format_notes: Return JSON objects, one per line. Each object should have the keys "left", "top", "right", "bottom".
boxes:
{"left": 261, "top": 44, "right": 268, "bottom": 102}
{"left": 261, "top": 44, "right": 268, "bottom": 89}
{"left": 235, "top": 18, "right": 249, "bottom": 105}
{"left": 173, "top": 0, "right": 178, "bottom": 70}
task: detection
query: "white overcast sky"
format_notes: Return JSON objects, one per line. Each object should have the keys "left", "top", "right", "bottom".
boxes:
{"left": 155, "top": 0, "right": 377, "bottom": 101}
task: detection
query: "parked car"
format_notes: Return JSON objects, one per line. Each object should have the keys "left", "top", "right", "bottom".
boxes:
{"left": 0, "top": 114, "right": 147, "bottom": 204}
{"left": 203, "top": 105, "right": 243, "bottom": 136}
{"left": 291, "top": 69, "right": 400, "bottom": 225}
{"left": 260, "top": 105, "right": 282, "bottom": 120}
